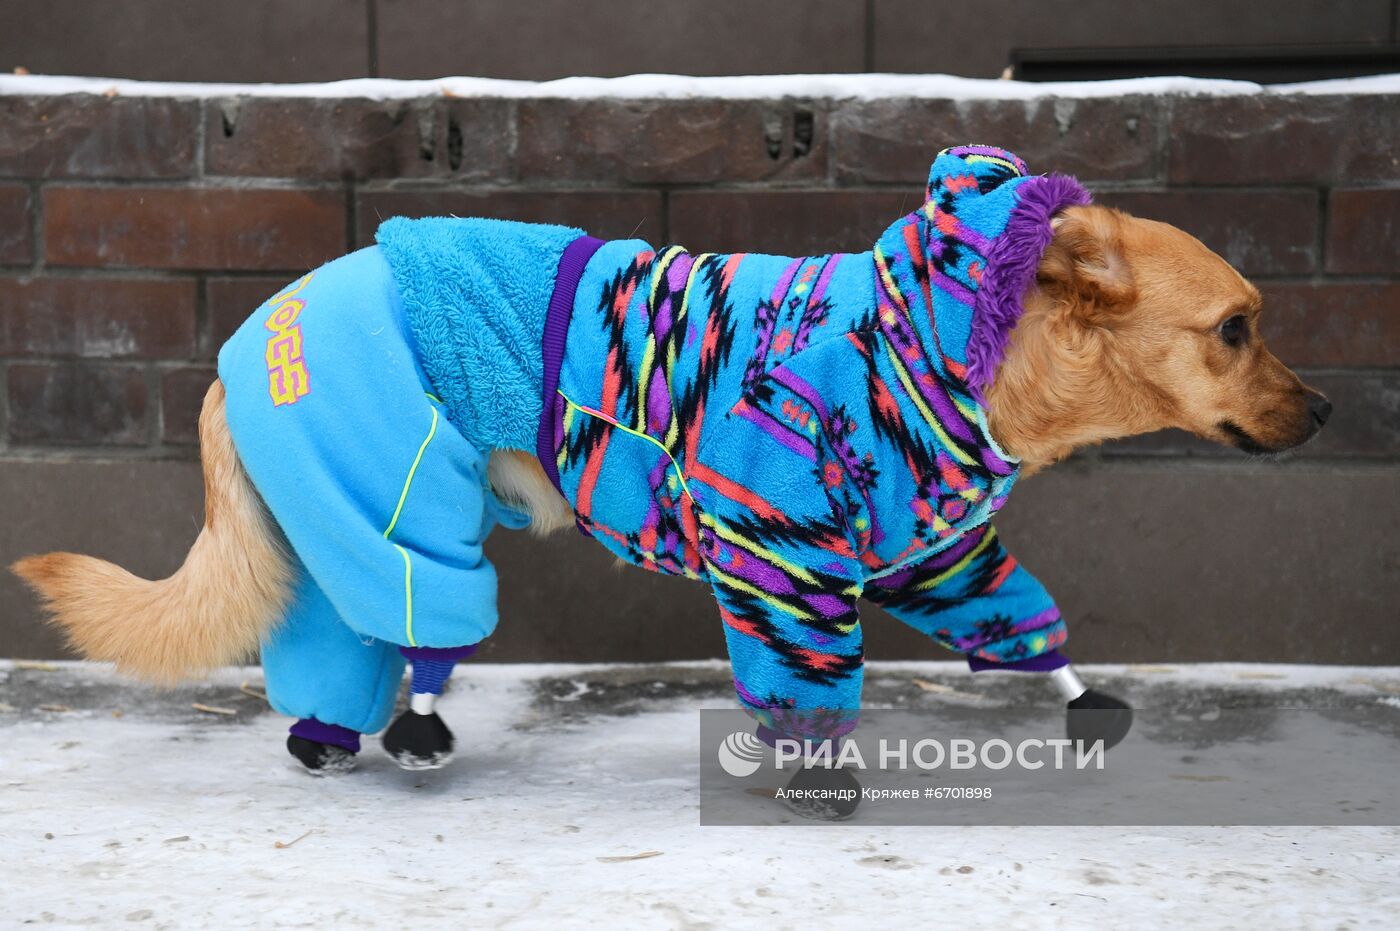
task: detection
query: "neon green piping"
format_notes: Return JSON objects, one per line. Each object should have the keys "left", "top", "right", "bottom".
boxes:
{"left": 557, "top": 388, "right": 697, "bottom": 505}
{"left": 384, "top": 405, "right": 439, "bottom": 541}
{"left": 393, "top": 543, "right": 416, "bottom": 646}
{"left": 383, "top": 397, "right": 439, "bottom": 646}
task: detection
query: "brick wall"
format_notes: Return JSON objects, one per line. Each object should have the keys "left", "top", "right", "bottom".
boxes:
{"left": 1, "top": 88, "right": 1397, "bottom": 662}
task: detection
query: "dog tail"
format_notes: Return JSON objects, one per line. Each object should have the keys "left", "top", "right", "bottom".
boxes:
{"left": 11, "top": 380, "right": 294, "bottom": 685}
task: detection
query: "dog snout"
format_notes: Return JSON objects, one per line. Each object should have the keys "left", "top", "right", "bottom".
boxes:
{"left": 1306, "top": 391, "right": 1332, "bottom": 429}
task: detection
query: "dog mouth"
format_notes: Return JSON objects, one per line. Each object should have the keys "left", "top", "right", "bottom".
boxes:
{"left": 1218, "top": 419, "right": 1318, "bottom": 458}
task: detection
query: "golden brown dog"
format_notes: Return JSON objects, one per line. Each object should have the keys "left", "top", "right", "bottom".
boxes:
{"left": 13, "top": 204, "right": 1330, "bottom": 684}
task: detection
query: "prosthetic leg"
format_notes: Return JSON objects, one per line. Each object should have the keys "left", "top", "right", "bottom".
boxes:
{"left": 758, "top": 725, "right": 863, "bottom": 821}
{"left": 381, "top": 645, "right": 476, "bottom": 770}
{"left": 968, "top": 650, "right": 1134, "bottom": 750}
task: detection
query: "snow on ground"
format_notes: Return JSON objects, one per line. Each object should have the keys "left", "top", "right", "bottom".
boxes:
{"left": 2, "top": 660, "right": 1399, "bottom": 929}
{"left": 1, "top": 71, "right": 1398, "bottom": 101}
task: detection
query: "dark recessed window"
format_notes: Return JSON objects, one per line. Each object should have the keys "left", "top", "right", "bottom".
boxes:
{"left": 1010, "top": 44, "right": 1400, "bottom": 83}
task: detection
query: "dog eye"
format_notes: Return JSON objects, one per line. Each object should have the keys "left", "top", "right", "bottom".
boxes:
{"left": 1219, "top": 314, "right": 1248, "bottom": 347}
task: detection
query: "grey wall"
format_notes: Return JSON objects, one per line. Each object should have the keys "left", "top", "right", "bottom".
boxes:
{"left": 3, "top": 458, "right": 1396, "bottom": 664}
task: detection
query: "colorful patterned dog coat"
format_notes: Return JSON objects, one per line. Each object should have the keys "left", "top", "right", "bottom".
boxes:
{"left": 523, "top": 146, "right": 1090, "bottom": 738}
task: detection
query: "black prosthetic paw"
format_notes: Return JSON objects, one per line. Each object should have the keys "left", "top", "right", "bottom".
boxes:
{"left": 287, "top": 735, "right": 358, "bottom": 776}
{"left": 781, "top": 765, "right": 862, "bottom": 821}
{"left": 1067, "top": 688, "right": 1134, "bottom": 751}
{"left": 382, "top": 709, "right": 455, "bottom": 771}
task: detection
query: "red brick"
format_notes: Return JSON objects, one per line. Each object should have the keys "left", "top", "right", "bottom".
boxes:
{"left": 205, "top": 98, "right": 512, "bottom": 181}
{"left": 517, "top": 99, "right": 826, "bottom": 184}
{"left": 1095, "top": 189, "right": 1317, "bottom": 276}
{"left": 1169, "top": 95, "right": 1400, "bottom": 185}
{"left": 204, "top": 276, "right": 289, "bottom": 357}
{"left": 832, "top": 97, "right": 1162, "bottom": 184}
{"left": 354, "top": 190, "right": 665, "bottom": 246}
{"left": 1325, "top": 189, "right": 1400, "bottom": 276}
{"left": 669, "top": 190, "right": 912, "bottom": 256}
{"left": 44, "top": 187, "right": 346, "bottom": 271}
{"left": 160, "top": 366, "right": 216, "bottom": 445}
{"left": 1259, "top": 282, "right": 1400, "bottom": 369}
{"left": 7, "top": 363, "right": 148, "bottom": 446}
{"left": 0, "top": 184, "right": 31, "bottom": 263}
{"left": 0, "top": 277, "right": 196, "bottom": 358}
{"left": 0, "top": 96, "right": 196, "bottom": 179}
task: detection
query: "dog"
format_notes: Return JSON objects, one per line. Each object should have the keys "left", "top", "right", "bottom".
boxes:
{"left": 13, "top": 145, "right": 1329, "bottom": 781}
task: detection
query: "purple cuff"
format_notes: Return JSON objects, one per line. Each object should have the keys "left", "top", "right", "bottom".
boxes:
{"left": 757, "top": 725, "right": 844, "bottom": 759}
{"left": 290, "top": 717, "right": 361, "bottom": 753}
{"left": 399, "top": 645, "right": 477, "bottom": 663}
{"left": 967, "top": 649, "right": 1070, "bottom": 673}
{"left": 537, "top": 234, "right": 606, "bottom": 497}
{"left": 756, "top": 725, "right": 789, "bottom": 748}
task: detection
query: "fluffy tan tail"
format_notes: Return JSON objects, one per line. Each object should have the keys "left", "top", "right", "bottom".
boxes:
{"left": 12, "top": 380, "right": 293, "bottom": 684}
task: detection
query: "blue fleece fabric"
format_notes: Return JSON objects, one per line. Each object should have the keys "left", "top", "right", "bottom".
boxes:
{"left": 374, "top": 217, "right": 583, "bottom": 452}
{"left": 217, "top": 246, "right": 529, "bottom": 733}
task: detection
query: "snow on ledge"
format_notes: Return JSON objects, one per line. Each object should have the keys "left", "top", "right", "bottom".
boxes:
{"left": 0, "top": 71, "right": 1398, "bottom": 101}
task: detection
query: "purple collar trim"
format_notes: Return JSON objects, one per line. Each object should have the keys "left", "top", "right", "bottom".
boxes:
{"left": 537, "top": 235, "right": 605, "bottom": 494}
{"left": 965, "top": 173, "right": 1091, "bottom": 398}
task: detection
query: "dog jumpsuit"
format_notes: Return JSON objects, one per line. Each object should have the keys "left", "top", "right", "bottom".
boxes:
{"left": 218, "top": 223, "right": 578, "bottom": 734}
{"left": 218, "top": 145, "right": 1089, "bottom": 741}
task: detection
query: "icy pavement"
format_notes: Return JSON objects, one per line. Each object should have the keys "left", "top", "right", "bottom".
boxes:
{"left": 2, "top": 660, "right": 1399, "bottom": 929}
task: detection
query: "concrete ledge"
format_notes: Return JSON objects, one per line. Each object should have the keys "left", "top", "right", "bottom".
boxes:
{"left": 1, "top": 457, "right": 1394, "bottom": 663}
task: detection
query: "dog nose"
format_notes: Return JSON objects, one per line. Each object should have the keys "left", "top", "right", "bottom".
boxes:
{"left": 1307, "top": 393, "right": 1333, "bottom": 427}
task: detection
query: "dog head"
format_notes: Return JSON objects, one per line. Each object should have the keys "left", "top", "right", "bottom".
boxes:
{"left": 1000, "top": 204, "right": 1330, "bottom": 462}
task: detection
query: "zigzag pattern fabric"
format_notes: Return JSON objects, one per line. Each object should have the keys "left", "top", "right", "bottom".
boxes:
{"left": 548, "top": 146, "right": 1088, "bottom": 738}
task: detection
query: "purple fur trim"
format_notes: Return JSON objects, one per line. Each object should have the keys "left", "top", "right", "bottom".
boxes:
{"left": 966, "top": 173, "right": 1091, "bottom": 398}
{"left": 290, "top": 717, "right": 361, "bottom": 753}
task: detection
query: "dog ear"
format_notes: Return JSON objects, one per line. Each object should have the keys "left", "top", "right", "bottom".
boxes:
{"left": 1037, "top": 205, "right": 1135, "bottom": 321}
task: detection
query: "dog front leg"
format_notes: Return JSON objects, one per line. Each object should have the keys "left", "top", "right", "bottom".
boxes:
{"left": 863, "top": 524, "right": 1134, "bottom": 750}
{"left": 967, "top": 651, "right": 1134, "bottom": 750}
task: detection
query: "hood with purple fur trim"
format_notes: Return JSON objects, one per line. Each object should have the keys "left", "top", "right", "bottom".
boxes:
{"left": 872, "top": 145, "right": 1091, "bottom": 400}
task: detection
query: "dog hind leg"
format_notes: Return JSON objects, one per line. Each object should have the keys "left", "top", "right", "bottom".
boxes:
{"left": 261, "top": 566, "right": 406, "bottom": 774}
